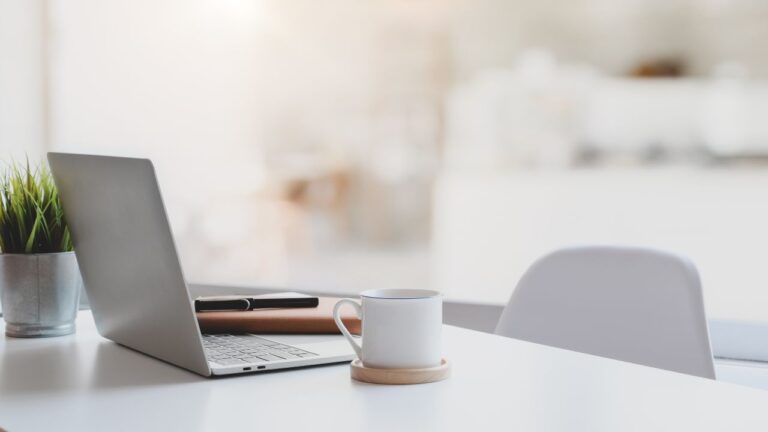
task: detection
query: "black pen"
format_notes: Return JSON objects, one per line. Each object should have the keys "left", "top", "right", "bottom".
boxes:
{"left": 195, "top": 295, "right": 319, "bottom": 312}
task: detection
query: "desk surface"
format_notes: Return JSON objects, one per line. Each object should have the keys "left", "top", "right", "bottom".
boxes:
{"left": 2, "top": 311, "right": 768, "bottom": 431}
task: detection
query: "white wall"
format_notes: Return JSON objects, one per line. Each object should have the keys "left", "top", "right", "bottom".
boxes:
{"left": 0, "top": 0, "right": 46, "bottom": 160}
{"left": 46, "top": 0, "right": 277, "bottom": 284}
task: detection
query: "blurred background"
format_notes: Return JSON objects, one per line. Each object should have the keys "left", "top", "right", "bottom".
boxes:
{"left": 3, "top": 0, "right": 768, "bottom": 323}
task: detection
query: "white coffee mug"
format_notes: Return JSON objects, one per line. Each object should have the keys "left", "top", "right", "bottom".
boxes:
{"left": 333, "top": 289, "right": 442, "bottom": 369}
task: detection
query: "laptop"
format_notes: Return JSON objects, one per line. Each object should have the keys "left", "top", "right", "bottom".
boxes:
{"left": 48, "top": 153, "right": 355, "bottom": 376}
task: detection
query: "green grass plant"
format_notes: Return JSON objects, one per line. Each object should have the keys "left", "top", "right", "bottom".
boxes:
{"left": 0, "top": 160, "right": 73, "bottom": 254}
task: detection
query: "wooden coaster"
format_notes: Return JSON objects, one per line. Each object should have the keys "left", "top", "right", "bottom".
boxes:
{"left": 350, "top": 358, "right": 451, "bottom": 385}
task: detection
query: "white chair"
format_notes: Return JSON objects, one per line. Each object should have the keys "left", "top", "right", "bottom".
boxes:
{"left": 495, "top": 246, "right": 716, "bottom": 378}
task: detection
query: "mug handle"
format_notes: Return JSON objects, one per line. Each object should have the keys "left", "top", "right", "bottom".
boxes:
{"left": 333, "top": 299, "right": 363, "bottom": 360}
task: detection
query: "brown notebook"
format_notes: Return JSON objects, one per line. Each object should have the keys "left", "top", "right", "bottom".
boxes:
{"left": 196, "top": 297, "right": 361, "bottom": 335}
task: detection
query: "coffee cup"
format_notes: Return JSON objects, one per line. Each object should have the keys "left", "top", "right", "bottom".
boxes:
{"left": 333, "top": 289, "right": 442, "bottom": 369}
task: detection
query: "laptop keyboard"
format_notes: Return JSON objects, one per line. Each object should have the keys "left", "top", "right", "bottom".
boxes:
{"left": 202, "top": 334, "right": 318, "bottom": 366}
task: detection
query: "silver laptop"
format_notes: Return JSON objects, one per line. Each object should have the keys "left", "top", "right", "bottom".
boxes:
{"left": 48, "top": 153, "right": 354, "bottom": 376}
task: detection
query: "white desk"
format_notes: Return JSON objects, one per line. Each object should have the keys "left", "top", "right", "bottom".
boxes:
{"left": 2, "top": 311, "right": 768, "bottom": 431}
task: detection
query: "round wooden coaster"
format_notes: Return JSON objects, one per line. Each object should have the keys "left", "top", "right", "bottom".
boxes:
{"left": 350, "top": 358, "right": 451, "bottom": 385}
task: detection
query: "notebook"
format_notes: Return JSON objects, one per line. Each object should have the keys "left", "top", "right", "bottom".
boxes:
{"left": 196, "top": 296, "right": 361, "bottom": 335}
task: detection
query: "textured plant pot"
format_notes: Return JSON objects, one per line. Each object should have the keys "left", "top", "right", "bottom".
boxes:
{"left": 0, "top": 252, "right": 82, "bottom": 337}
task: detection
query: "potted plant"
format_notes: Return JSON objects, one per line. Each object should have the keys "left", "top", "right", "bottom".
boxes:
{"left": 0, "top": 160, "right": 81, "bottom": 337}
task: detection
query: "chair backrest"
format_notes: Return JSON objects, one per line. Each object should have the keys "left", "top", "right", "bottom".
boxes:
{"left": 495, "top": 246, "right": 716, "bottom": 378}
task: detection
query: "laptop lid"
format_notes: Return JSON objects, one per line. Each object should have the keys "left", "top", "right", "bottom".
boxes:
{"left": 48, "top": 153, "right": 211, "bottom": 376}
